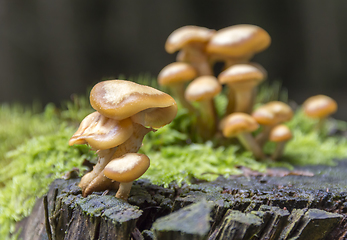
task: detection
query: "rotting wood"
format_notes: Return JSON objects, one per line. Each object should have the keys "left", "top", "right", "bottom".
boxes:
{"left": 17, "top": 160, "right": 347, "bottom": 240}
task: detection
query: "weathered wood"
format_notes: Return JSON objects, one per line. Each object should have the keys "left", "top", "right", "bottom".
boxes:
{"left": 17, "top": 160, "right": 347, "bottom": 239}
{"left": 152, "top": 199, "right": 212, "bottom": 240}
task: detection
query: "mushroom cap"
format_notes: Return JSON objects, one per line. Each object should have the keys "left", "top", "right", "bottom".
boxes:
{"left": 269, "top": 124, "right": 292, "bottom": 142}
{"left": 104, "top": 153, "right": 150, "bottom": 183}
{"left": 303, "top": 95, "right": 337, "bottom": 118}
{"left": 206, "top": 24, "right": 271, "bottom": 58}
{"left": 218, "top": 63, "right": 265, "bottom": 89}
{"left": 165, "top": 25, "right": 216, "bottom": 53}
{"left": 90, "top": 80, "right": 177, "bottom": 128}
{"left": 158, "top": 62, "right": 197, "bottom": 86}
{"left": 69, "top": 111, "right": 133, "bottom": 150}
{"left": 252, "top": 101, "right": 293, "bottom": 125}
{"left": 220, "top": 113, "right": 259, "bottom": 138}
{"left": 185, "top": 76, "right": 222, "bottom": 102}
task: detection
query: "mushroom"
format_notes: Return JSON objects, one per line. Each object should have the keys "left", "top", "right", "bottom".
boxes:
{"left": 158, "top": 62, "right": 197, "bottom": 112}
{"left": 218, "top": 63, "right": 265, "bottom": 114}
{"left": 165, "top": 25, "right": 216, "bottom": 76}
{"left": 302, "top": 95, "right": 337, "bottom": 131}
{"left": 252, "top": 101, "right": 293, "bottom": 147}
{"left": 220, "top": 113, "right": 264, "bottom": 160}
{"left": 73, "top": 80, "right": 177, "bottom": 197}
{"left": 206, "top": 24, "right": 271, "bottom": 69}
{"left": 269, "top": 124, "right": 292, "bottom": 160}
{"left": 185, "top": 76, "right": 222, "bottom": 139}
{"left": 104, "top": 153, "right": 150, "bottom": 200}
{"left": 69, "top": 111, "right": 134, "bottom": 192}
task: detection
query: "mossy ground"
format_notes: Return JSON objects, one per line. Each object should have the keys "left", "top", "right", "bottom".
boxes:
{"left": 0, "top": 77, "right": 346, "bottom": 239}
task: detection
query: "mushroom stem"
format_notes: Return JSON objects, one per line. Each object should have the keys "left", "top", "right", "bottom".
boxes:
{"left": 237, "top": 132, "right": 265, "bottom": 160}
{"left": 172, "top": 84, "right": 196, "bottom": 113}
{"left": 115, "top": 181, "right": 134, "bottom": 200}
{"left": 224, "top": 54, "right": 253, "bottom": 69}
{"left": 182, "top": 44, "right": 213, "bottom": 76}
{"left": 225, "top": 87, "right": 236, "bottom": 115}
{"left": 232, "top": 87, "right": 254, "bottom": 113}
{"left": 198, "top": 99, "right": 218, "bottom": 140}
{"left": 255, "top": 125, "right": 274, "bottom": 147}
{"left": 78, "top": 147, "right": 117, "bottom": 192}
{"left": 82, "top": 123, "right": 152, "bottom": 197}
{"left": 271, "top": 141, "right": 287, "bottom": 161}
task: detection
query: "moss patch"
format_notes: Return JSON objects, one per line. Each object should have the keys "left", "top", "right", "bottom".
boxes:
{"left": 0, "top": 79, "right": 347, "bottom": 238}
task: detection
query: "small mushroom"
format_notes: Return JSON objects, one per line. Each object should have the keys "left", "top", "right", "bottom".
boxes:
{"left": 75, "top": 80, "right": 177, "bottom": 197}
{"left": 165, "top": 25, "right": 216, "bottom": 76}
{"left": 206, "top": 24, "right": 271, "bottom": 69}
{"left": 218, "top": 63, "right": 265, "bottom": 114}
{"left": 303, "top": 95, "right": 337, "bottom": 131}
{"left": 269, "top": 124, "right": 292, "bottom": 160}
{"left": 158, "top": 62, "right": 197, "bottom": 112}
{"left": 252, "top": 101, "right": 293, "bottom": 147}
{"left": 220, "top": 113, "right": 264, "bottom": 160}
{"left": 185, "top": 76, "right": 222, "bottom": 139}
{"left": 104, "top": 153, "right": 150, "bottom": 200}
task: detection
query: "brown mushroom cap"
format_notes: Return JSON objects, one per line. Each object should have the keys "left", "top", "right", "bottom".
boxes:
{"left": 218, "top": 63, "right": 265, "bottom": 89}
{"left": 303, "top": 95, "right": 337, "bottom": 118}
{"left": 158, "top": 62, "right": 197, "bottom": 86}
{"left": 90, "top": 80, "right": 177, "bottom": 128}
{"left": 165, "top": 25, "right": 215, "bottom": 54}
{"left": 252, "top": 101, "right": 293, "bottom": 125}
{"left": 69, "top": 111, "right": 133, "bottom": 150}
{"left": 269, "top": 125, "right": 292, "bottom": 142}
{"left": 104, "top": 153, "right": 150, "bottom": 183}
{"left": 221, "top": 113, "right": 259, "bottom": 138}
{"left": 185, "top": 76, "right": 221, "bottom": 102}
{"left": 206, "top": 24, "right": 271, "bottom": 58}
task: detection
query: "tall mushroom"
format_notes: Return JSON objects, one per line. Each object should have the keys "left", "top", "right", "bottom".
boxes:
{"left": 185, "top": 75, "right": 222, "bottom": 139}
{"left": 220, "top": 113, "right": 265, "bottom": 160}
{"left": 104, "top": 153, "right": 150, "bottom": 200}
{"left": 158, "top": 62, "right": 197, "bottom": 112}
{"left": 302, "top": 95, "right": 337, "bottom": 131}
{"left": 206, "top": 24, "right": 271, "bottom": 69}
{"left": 218, "top": 63, "right": 265, "bottom": 114}
{"left": 165, "top": 25, "right": 216, "bottom": 76}
{"left": 71, "top": 80, "right": 177, "bottom": 197}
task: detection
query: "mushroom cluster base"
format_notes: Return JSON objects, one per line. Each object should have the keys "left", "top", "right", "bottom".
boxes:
{"left": 18, "top": 159, "right": 347, "bottom": 240}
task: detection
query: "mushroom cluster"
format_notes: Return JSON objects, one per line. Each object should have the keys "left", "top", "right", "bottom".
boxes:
{"left": 159, "top": 24, "right": 339, "bottom": 161}
{"left": 69, "top": 80, "right": 177, "bottom": 200}
{"left": 158, "top": 24, "right": 277, "bottom": 158}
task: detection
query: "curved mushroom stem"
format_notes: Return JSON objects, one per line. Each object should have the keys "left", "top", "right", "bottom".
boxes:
{"left": 237, "top": 132, "right": 265, "bottom": 160}
{"left": 82, "top": 123, "right": 152, "bottom": 197}
{"left": 255, "top": 125, "right": 274, "bottom": 147}
{"left": 232, "top": 87, "right": 254, "bottom": 114}
{"left": 271, "top": 141, "right": 287, "bottom": 161}
{"left": 115, "top": 181, "right": 134, "bottom": 200}
{"left": 78, "top": 147, "right": 117, "bottom": 192}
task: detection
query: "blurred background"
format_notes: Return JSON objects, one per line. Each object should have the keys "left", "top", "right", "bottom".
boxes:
{"left": 1, "top": 0, "right": 347, "bottom": 119}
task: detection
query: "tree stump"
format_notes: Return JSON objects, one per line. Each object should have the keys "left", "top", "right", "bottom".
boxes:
{"left": 17, "top": 160, "right": 347, "bottom": 239}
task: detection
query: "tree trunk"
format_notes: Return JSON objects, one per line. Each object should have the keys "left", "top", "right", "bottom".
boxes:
{"left": 17, "top": 160, "right": 347, "bottom": 240}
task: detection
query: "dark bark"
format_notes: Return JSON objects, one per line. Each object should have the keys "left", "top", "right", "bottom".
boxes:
{"left": 18, "top": 160, "right": 347, "bottom": 240}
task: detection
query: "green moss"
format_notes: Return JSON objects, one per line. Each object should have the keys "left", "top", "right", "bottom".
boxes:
{"left": 0, "top": 102, "right": 95, "bottom": 239}
{"left": 0, "top": 78, "right": 346, "bottom": 238}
